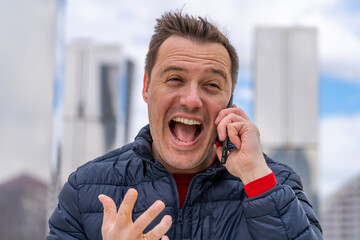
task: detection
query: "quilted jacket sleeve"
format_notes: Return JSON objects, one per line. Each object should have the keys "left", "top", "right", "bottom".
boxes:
{"left": 45, "top": 172, "right": 88, "bottom": 240}
{"left": 243, "top": 168, "right": 322, "bottom": 239}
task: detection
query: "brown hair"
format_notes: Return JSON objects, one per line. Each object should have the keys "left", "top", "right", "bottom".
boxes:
{"left": 145, "top": 11, "right": 239, "bottom": 88}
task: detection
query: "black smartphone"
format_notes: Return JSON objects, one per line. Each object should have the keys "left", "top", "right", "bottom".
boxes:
{"left": 220, "top": 94, "right": 233, "bottom": 164}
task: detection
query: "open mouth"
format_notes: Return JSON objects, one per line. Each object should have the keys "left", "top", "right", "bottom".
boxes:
{"left": 169, "top": 117, "right": 203, "bottom": 143}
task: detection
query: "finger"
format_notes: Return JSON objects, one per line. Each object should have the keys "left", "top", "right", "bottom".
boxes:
{"left": 132, "top": 200, "right": 165, "bottom": 235}
{"left": 227, "top": 122, "right": 242, "bottom": 149}
{"left": 216, "top": 113, "right": 244, "bottom": 141}
{"left": 145, "top": 215, "right": 172, "bottom": 240}
{"left": 229, "top": 107, "right": 250, "bottom": 121}
{"left": 116, "top": 188, "right": 138, "bottom": 227}
{"left": 216, "top": 145, "right": 224, "bottom": 162}
{"left": 215, "top": 107, "right": 250, "bottom": 125}
{"left": 162, "top": 236, "right": 170, "bottom": 240}
{"left": 98, "top": 194, "right": 117, "bottom": 232}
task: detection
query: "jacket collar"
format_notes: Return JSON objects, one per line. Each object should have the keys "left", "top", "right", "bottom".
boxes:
{"left": 133, "top": 125, "right": 153, "bottom": 160}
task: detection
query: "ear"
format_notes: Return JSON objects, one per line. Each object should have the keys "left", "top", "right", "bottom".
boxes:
{"left": 142, "top": 72, "right": 149, "bottom": 103}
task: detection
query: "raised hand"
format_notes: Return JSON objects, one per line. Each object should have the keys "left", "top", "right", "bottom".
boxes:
{"left": 215, "top": 105, "right": 272, "bottom": 184}
{"left": 99, "top": 188, "right": 172, "bottom": 240}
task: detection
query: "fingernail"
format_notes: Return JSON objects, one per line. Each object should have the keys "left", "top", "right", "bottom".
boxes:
{"left": 98, "top": 194, "right": 103, "bottom": 201}
{"left": 164, "top": 215, "right": 172, "bottom": 223}
{"left": 154, "top": 201, "right": 164, "bottom": 211}
{"left": 126, "top": 188, "right": 137, "bottom": 200}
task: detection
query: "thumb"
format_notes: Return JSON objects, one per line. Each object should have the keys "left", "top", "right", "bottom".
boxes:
{"left": 161, "top": 236, "right": 170, "bottom": 240}
{"left": 216, "top": 145, "right": 223, "bottom": 163}
{"left": 98, "top": 194, "right": 117, "bottom": 232}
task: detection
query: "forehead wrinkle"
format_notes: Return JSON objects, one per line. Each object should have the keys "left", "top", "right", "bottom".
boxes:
{"left": 155, "top": 36, "right": 231, "bottom": 81}
{"left": 170, "top": 49, "right": 229, "bottom": 67}
{"left": 160, "top": 52, "right": 229, "bottom": 73}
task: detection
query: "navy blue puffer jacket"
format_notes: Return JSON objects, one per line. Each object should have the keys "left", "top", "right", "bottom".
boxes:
{"left": 47, "top": 125, "right": 322, "bottom": 239}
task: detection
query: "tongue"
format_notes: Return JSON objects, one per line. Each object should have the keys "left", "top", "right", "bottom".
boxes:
{"left": 172, "top": 122, "right": 197, "bottom": 142}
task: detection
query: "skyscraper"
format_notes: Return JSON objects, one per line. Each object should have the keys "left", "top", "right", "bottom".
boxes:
{"left": 254, "top": 27, "right": 319, "bottom": 212}
{"left": 61, "top": 42, "right": 133, "bottom": 184}
{"left": 321, "top": 174, "right": 360, "bottom": 239}
{"left": 0, "top": 0, "right": 56, "bottom": 184}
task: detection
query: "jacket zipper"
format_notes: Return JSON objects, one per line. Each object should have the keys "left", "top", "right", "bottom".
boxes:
{"left": 170, "top": 165, "right": 225, "bottom": 239}
{"left": 141, "top": 156, "right": 225, "bottom": 239}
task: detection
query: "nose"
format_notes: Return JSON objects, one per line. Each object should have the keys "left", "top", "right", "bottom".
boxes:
{"left": 179, "top": 83, "right": 203, "bottom": 110}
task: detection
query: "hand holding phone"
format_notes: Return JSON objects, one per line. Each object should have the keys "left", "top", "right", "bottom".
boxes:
{"left": 220, "top": 94, "right": 233, "bottom": 164}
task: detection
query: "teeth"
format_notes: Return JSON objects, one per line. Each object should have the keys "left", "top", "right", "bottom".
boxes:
{"left": 172, "top": 117, "right": 201, "bottom": 125}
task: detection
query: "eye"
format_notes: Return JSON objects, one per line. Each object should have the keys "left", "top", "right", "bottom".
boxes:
{"left": 166, "top": 75, "right": 185, "bottom": 84}
{"left": 168, "top": 77, "right": 182, "bottom": 82}
{"left": 206, "top": 82, "right": 220, "bottom": 89}
{"left": 166, "top": 76, "right": 184, "bottom": 87}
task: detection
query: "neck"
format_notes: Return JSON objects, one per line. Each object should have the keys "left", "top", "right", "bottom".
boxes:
{"left": 153, "top": 144, "right": 217, "bottom": 174}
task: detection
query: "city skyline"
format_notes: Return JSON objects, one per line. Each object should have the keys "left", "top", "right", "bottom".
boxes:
{"left": 1, "top": 0, "right": 359, "bottom": 203}
{"left": 64, "top": 0, "right": 360, "bottom": 201}
{"left": 3, "top": 1, "right": 355, "bottom": 238}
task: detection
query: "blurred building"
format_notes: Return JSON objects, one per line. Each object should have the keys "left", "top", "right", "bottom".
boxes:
{"left": 61, "top": 42, "right": 133, "bottom": 183}
{"left": 254, "top": 27, "right": 319, "bottom": 212}
{"left": 0, "top": 174, "right": 48, "bottom": 240}
{"left": 0, "top": 0, "right": 57, "bottom": 184}
{"left": 321, "top": 174, "right": 360, "bottom": 239}
{"left": 0, "top": 0, "right": 66, "bottom": 235}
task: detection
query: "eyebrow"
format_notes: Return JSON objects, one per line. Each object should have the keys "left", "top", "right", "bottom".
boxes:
{"left": 161, "top": 66, "right": 227, "bottom": 80}
{"left": 161, "top": 66, "right": 187, "bottom": 76}
{"left": 205, "top": 68, "right": 226, "bottom": 80}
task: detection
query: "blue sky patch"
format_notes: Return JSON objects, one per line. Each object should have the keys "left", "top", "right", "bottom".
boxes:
{"left": 320, "top": 73, "right": 360, "bottom": 116}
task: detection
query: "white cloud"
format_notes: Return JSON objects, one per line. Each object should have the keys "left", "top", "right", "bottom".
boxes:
{"left": 300, "top": 9, "right": 360, "bottom": 82}
{"left": 66, "top": 0, "right": 360, "bottom": 84}
{"left": 319, "top": 114, "right": 360, "bottom": 200}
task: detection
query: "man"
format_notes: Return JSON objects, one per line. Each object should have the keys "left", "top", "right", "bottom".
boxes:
{"left": 47, "top": 11, "right": 322, "bottom": 240}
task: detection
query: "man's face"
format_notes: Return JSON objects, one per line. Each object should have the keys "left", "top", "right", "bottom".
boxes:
{"left": 143, "top": 35, "right": 232, "bottom": 173}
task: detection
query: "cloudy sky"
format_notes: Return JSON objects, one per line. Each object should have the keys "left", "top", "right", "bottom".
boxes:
{"left": 65, "top": 0, "right": 360, "bottom": 200}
